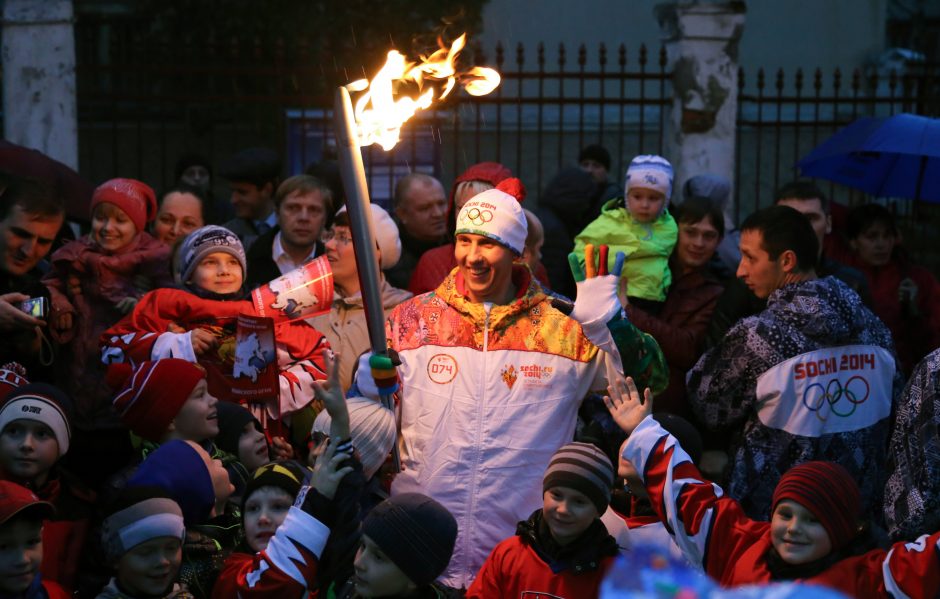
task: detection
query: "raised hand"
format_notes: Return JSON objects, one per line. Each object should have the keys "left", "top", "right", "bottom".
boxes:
{"left": 603, "top": 373, "right": 653, "bottom": 436}
{"left": 309, "top": 438, "right": 355, "bottom": 501}
{"left": 568, "top": 244, "right": 627, "bottom": 338}
{"left": 312, "top": 348, "right": 350, "bottom": 440}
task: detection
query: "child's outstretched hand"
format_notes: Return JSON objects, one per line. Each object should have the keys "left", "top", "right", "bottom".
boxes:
{"left": 312, "top": 348, "right": 350, "bottom": 440}
{"left": 309, "top": 438, "right": 355, "bottom": 501}
{"left": 190, "top": 328, "right": 218, "bottom": 356}
{"left": 603, "top": 374, "right": 653, "bottom": 436}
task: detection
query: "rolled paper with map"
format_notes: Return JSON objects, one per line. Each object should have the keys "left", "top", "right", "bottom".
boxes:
{"left": 250, "top": 256, "right": 334, "bottom": 322}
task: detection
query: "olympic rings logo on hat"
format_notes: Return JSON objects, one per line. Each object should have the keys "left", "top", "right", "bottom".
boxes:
{"left": 802, "top": 376, "right": 870, "bottom": 421}
{"left": 459, "top": 207, "right": 494, "bottom": 227}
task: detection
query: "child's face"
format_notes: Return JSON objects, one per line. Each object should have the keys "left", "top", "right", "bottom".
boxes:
{"left": 190, "top": 251, "right": 244, "bottom": 295}
{"left": 542, "top": 486, "right": 599, "bottom": 546}
{"left": 171, "top": 380, "right": 219, "bottom": 442}
{"left": 92, "top": 202, "right": 138, "bottom": 252}
{"left": 0, "top": 420, "right": 58, "bottom": 485}
{"left": 0, "top": 517, "right": 42, "bottom": 594}
{"left": 353, "top": 535, "right": 417, "bottom": 598}
{"left": 243, "top": 486, "right": 292, "bottom": 553}
{"left": 626, "top": 187, "right": 666, "bottom": 223}
{"left": 238, "top": 423, "right": 269, "bottom": 473}
{"left": 116, "top": 537, "right": 182, "bottom": 597}
{"left": 770, "top": 499, "right": 832, "bottom": 565}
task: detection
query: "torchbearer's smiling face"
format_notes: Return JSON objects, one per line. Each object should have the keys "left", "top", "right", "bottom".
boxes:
{"left": 454, "top": 233, "right": 516, "bottom": 304}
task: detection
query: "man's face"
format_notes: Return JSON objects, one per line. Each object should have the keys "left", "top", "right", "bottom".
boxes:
{"left": 579, "top": 158, "right": 609, "bottom": 184}
{"left": 454, "top": 233, "right": 516, "bottom": 303}
{"left": 0, "top": 206, "right": 63, "bottom": 276}
{"left": 737, "top": 229, "right": 786, "bottom": 299}
{"left": 180, "top": 165, "right": 210, "bottom": 193}
{"left": 229, "top": 181, "right": 272, "bottom": 220}
{"left": 277, "top": 190, "right": 328, "bottom": 252}
{"left": 776, "top": 197, "right": 830, "bottom": 256}
{"left": 396, "top": 180, "right": 447, "bottom": 241}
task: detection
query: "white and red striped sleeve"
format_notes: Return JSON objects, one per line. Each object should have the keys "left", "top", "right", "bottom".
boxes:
{"left": 622, "top": 416, "right": 766, "bottom": 578}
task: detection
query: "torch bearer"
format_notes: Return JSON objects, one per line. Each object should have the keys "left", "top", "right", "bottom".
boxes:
{"left": 331, "top": 35, "right": 500, "bottom": 472}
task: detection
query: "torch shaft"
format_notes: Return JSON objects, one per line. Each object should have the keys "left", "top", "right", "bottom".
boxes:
{"left": 333, "top": 87, "right": 387, "bottom": 357}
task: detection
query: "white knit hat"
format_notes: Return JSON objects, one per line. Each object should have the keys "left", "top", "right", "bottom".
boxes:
{"left": 625, "top": 154, "right": 674, "bottom": 200}
{"left": 312, "top": 396, "right": 396, "bottom": 479}
{"left": 454, "top": 188, "right": 527, "bottom": 255}
{"left": 337, "top": 204, "right": 403, "bottom": 269}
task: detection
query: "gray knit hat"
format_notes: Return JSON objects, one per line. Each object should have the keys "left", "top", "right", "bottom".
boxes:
{"left": 543, "top": 442, "right": 614, "bottom": 514}
{"left": 175, "top": 225, "right": 247, "bottom": 289}
{"left": 361, "top": 493, "right": 457, "bottom": 587}
{"left": 101, "top": 486, "right": 185, "bottom": 564}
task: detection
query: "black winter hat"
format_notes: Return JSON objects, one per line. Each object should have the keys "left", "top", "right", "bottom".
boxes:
{"left": 215, "top": 401, "right": 262, "bottom": 457}
{"left": 578, "top": 144, "right": 611, "bottom": 171}
{"left": 361, "top": 493, "right": 458, "bottom": 587}
{"left": 241, "top": 460, "right": 310, "bottom": 513}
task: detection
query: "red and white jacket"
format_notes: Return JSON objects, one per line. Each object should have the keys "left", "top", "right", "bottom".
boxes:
{"left": 210, "top": 506, "right": 328, "bottom": 598}
{"left": 100, "top": 288, "right": 329, "bottom": 424}
{"left": 623, "top": 415, "right": 940, "bottom": 598}
{"left": 466, "top": 535, "right": 614, "bottom": 599}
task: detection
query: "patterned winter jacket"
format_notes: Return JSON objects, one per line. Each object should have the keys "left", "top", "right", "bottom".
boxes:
{"left": 386, "top": 266, "right": 615, "bottom": 588}
{"left": 884, "top": 347, "right": 940, "bottom": 540}
{"left": 687, "top": 276, "right": 902, "bottom": 520}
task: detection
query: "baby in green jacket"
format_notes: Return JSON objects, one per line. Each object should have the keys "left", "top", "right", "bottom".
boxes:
{"left": 574, "top": 154, "right": 678, "bottom": 304}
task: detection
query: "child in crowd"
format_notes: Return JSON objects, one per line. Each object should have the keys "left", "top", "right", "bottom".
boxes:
{"left": 215, "top": 347, "right": 365, "bottom": 597}
{"left": 606, "top": 373, "right": 940, "bottom": 598}
{"left": 310, "top": 394, "right": 396, "bottom": 515}
{"left": 127, "top": 440, "right": 236, "bottom": 599}
{"left": 45, "top": 178, "right": 173, "bottom": 431}
{"left": 0, "top": 382, "right": 94, "bottom": 593}
{"left": 215, "top": 402, "right": 271, "bottom": 475}
{"left": 602, "top": 412, "right": 702, "bottom": 563}
{"left": 467, "top": 442, "right": 619, "bottom": 598}
{"left": 100, "top": 225, "right": 330, "bottom": 442}
{"left": 574, "top": 155, "right": 678, "bottom": 305}
{"left": 97, "top": 486, "right": 191, "bottom": 599}
{"left": 0, "top": 480, "right": 68, "bottom": 598}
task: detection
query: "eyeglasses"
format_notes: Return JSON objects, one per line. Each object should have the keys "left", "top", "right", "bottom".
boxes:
{"left": 321, "top": 229, "right": 353, "bottom": 245}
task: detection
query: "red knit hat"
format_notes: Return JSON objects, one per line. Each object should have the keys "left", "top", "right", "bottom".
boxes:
{"left": 90, "top": 178, "right": 157, "bottom": 232}
{"left": 772, "top": 461, "right": 862, "bottom": 550}
{"left": 109, "top": 360, "right": 206, "bottom": 442}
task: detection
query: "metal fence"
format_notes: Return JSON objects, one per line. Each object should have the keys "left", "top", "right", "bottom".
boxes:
{"left": 3, "top": 21, "right": 940, "bottom": 263}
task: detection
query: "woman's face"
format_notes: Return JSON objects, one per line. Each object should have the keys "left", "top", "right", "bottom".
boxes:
{"left": 851, "top": 221, "right": 896, "bottom": 267}
{"left": 675, "top": 216, "right": 721, "bottom": 272}
{"left": 154, "top": 192, "right": 204, "bottom": 245}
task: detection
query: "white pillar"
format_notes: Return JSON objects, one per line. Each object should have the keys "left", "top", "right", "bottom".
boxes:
{"left": 2, "top": 0, "right": 78, "bottom": 169}
{"left": 657, "top": 1, "right": 745, "bottom": 222}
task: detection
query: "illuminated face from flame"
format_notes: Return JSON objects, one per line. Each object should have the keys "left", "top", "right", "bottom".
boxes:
{"left": 347, "top": 34, "right": 501, "bottom": 150}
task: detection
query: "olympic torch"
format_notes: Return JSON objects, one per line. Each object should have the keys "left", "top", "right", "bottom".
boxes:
{"left": 332, "top": 35, "right": 500, "bottom": 470}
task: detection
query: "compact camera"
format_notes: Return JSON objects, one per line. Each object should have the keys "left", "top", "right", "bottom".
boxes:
{"left": 18, "top": 297, "right": 48, "bottom": 319}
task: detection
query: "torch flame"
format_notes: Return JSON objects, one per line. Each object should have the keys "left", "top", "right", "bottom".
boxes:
{"left": 347, "top": 33, "right": 501, "bottom": 151}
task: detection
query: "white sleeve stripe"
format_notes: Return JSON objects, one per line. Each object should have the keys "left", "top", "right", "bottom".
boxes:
{"left": 151, "top": 331, "right": 197, "bottom": 361}
{"left": 263, "top": 507, "right": 330, "bottom": 586}
{"left": 881, "top": 546, "right": 911, "bottom": 599}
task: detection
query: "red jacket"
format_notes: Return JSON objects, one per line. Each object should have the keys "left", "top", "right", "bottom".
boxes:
{"left": 624, "top": 415, "right": 940, "bottom": 597}
{"left": 100, "top": 288, "right": 329, "bottom": 427}
{"left": 467, "top": 535, "right": 613, "bottom": 599}
{"left": 211, "top": 507, "right": 326, "bottom": 598}
{"left": 32, "top": 474, "right": 95, "bottom": 593}
{"left": 626, "top": 266, "right": 723, "bottom": 419}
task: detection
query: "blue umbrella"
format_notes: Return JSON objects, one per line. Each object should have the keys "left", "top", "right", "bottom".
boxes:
{"left": 797, "top": 113, "right": 940, "bottom": 203}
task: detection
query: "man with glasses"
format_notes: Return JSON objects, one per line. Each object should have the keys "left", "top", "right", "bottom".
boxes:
{"left": 244, "top": 175, "right": 332, "bottom": 290}
{"left": 306, "top": 204, "right": 412, "bottom": 391}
